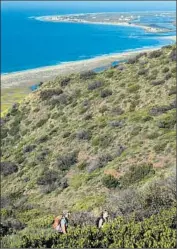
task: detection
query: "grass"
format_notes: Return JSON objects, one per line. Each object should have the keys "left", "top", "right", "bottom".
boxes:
{"left": 1, "top": 87, "right": 31, "bottom": 113}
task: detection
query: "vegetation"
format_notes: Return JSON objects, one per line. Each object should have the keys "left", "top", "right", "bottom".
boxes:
{"left": 1, "top": 45, "right": 176, "bottom": 248}
{"left": 1, "top": 208, "right": 176, "bottom": 248}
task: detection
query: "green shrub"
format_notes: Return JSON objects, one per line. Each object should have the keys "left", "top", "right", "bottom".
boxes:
{"left": 102, "top": 175, "right": 121, "bottom": 189}
{"left": 100, "top": 89, "right": 112, "bottom": 98}
{"left": 40, "top": 88, "right": 63, "bottom": 100}
{"left": 78, "top": 162, "right": 87, "bottom": 170}
{"left": 88, "top": 81, "right": 103, "bottom": 90}
{"left": 162, "top": 66, "right": 169, "bottom": 73}
{"left": 60, "top": 77, "right": 71, "bottom": 87}
{"left": 35, "top": 118, "right": 48, "bottom": 128}
{"left": 153, "top": 141, "right": 167, "bottom": 153}
{"left": 157, "top": 112, "right": 176, "bottom": 129}
{"left": 1, "top": 207, "right": 176, "bottom": 248}
{"left": 1, "top": 161, "right": 18, "bottom": 176}
{"left": 121, "top": 164, "right": 155, "bottom": 187}
{"left": 36, "top": 170, "right": 60, "bottom": 186}
{"left": 92, "top": 134, "right": 112, "bottom": 148}
{"left": 80, "top": 71, "right": 96, "bottom": 80}
{"left": 55, "top": 151, "right": 78, "bottom": 171}
{"left": 127, "top": 84, "right": 140, "bottom": 93}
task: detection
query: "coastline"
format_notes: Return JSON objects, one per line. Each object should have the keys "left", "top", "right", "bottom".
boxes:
{"left": 34, "top": 10, "right": 176, "bottom": 34}
{"left": 1, "top": 42, "right": 175, "bottom": 89}
{"left": 35, "top": 16, "right": 169, "bottom": 33}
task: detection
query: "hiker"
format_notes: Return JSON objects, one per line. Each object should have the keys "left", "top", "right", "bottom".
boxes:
{"left": 53, "top": 211, "right": 70, "bottom": 234}
{"left": 96, "top": 210, "right": 109, "bottom": 229}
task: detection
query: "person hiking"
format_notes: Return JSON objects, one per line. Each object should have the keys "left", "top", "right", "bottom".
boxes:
{"left": 96, "top": 210, "right": 109, "bottom": 229}
{"left": 52, "top": 211, "right": 70, "bottom": 234}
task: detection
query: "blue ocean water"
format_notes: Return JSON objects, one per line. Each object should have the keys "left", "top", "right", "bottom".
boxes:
{"left": 1, "top": 7, "right": 176, "bottom": 74}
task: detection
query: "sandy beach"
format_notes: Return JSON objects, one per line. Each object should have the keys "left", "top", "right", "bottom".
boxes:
{"left": 1, "top": 45, "right": 174, "bottom": 89}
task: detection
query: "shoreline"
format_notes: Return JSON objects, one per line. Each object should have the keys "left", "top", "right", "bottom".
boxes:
{"left": 35, "top": 16, "right": 169, "bottom": 34}
{"left": 34, "top": 11, "right": 176, "bottom": 34}
{"left": 1, "top": 37, "right": 176, "bottom": 89}
{"left": 1, "top": 40, "right": 176, "bottom": 113}
{"left": 1, "top": 45, "right": 168, "bottom": 89}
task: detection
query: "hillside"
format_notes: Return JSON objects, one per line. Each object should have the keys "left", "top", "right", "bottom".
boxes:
{"left": 1, "top": 45, "right": 176, "bottom": 248}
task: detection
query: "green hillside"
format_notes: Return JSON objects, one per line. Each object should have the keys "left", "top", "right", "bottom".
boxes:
{"left": 1, "top": 45, "right": 176, "bottom": 248}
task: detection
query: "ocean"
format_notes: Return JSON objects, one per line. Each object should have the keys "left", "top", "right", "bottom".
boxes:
{"left": 1, "top": 7, "right": 176, "bottom": 74}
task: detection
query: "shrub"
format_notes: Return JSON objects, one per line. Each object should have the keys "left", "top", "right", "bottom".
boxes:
{"left": 1, "top": 162, "right": 18, "bottom": 176}
{"left": 36, "top": 149, "right": 50, "bottom": 161}
{"left": 170, "top": 100, "right": 176, "bottom": 109}
{"left": 153, "top": 142, "right": 167, "bottom": 153}
{"left": 23, "top": 144, "right": 36, "bottom": 153}
{"left": 157, "top": 112, "right": 176, "bottom": 129}
{"left": 115, "top": 145, "right": 126, "bottom": 157}
{"left": 169, "top": 87, "right": 176, "bottom": 96}
{"left": 121, "top": 164, "right": 155, "bottom": 187}
{"left": 162, "top": 67, "right": 169, "bottom": 73}
{"left": 8, "top": 103, "right": 19, "bottom": 116}
{"left": 100, "top": 89, "right": 112, "bottom": 98}
{"left": 127, "top": 57, "right": 137, "bottom": 64}
{"left": 15, "top": 153, "right": 25, "bottom": 164}
{"left": 87, "top": 153, "right": 112, "bottom": 173}
{"left": 62, "top": 131, "right": 71, "bottom": 138}
{"left": 139, "top": 59, "right": 148, "bottom": 65}
{"left": 165, "top": 72, "right": 172, "bottom": 80}
{"left": 70, "top": 211, "right": 96, "bottom": 227}
{"left": 55, "top": 151, "right": 78, "bottom": 170}
{"left": 36, "top": 135, "right": 48, "bottom": 143}
{"left": 60, "top": 77, "right": 70, "bottom": 87}
{"left": 36, "top": 170, "right": 59, "bottom": 186}
{"left": 40, "top": 184, "right": 58, "bottom": 194}
{"left": 83, "top": 113, "right": 92, "bottom": 120}
{"left": 144, "top": 175, "right": 176, "bottom": 211}
{"left": 35, "top": 118, "right": 48, "bottom": 128}
{"left": 111, "top": 107, "right": 124, "bottom": 115}
{"left": 80, "top": 71, "right": 96, "bottom": 80}
{"left": 102, "top": 174, "right": 121, "bottom": 189}
{"left": 109, "top": 120, "right": 124, "bottom": 128}
{"left": 99, "top": 105, "right": 108, "bottom": 114}
{"left": 87, "top": 81, "right": 102, "bottom": 90}
{"left": 130, "top": 125, "right": 142, "bottom": 136}
{"left": 1, "top": 196, "right": 11, "bottom": 208}
{"left": 117, "top": 65, "right": 125, "bottom": 71}
{"left": 127, "top": 84, "right": 140, "bottom": 93}
{"left": 50, "top": 93, "right": 70, "bottom": 106}
{"left": 92, "top": 134, "right": 112, "bottom": 148}
{"left": 169, "top": 48, "right": 176, "bottom": 61}
{"left": 78, "top": 162, "right": 87, "bottom": 170}
{"left": 171, "top": 66, "right": 176, "bottom": 74}
{"left": 151, "top": 79, "right": 165, "bottom": 86}
{"left": 146, "top": 131, "right": 160, "bottom": 139}
{"left": 1, "top": 208, "right": 176, "bottom": 248}
{"left": 1, "top": 128, "right": 8, "bottom": 139}
{"left": 8, "top": 125, "right": 19, "bottom": 136}
{"left": 137, "top": 68, "right": 148, "bottom": 76}
{"left": 0, "top": 218, "right": 25, "bottom": 236}
{"left": 149, "top": 105, "right": 174, "bottom": 116}
{"left": 148, "top": 50, "right": 162, "bottom": 58}
{"left": 105, "top": 70, "right": 115, "bottom": 78}
{"left": 82, "top": 99, "right": 90, "bottom": 107}
{"left": 106, "top": 188, "right": 143, "bottom": 217}
{"left": 76, "top": 130, "right": 91, "bottom": 140}
{"left": 40, "top": 88, "right": 63, "bottom": 100}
